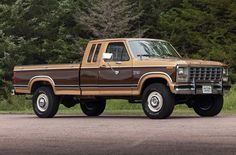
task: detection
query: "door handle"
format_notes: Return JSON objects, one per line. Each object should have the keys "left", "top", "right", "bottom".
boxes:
{"left": 116, "top": 61, "right": 122, "bottom": 65}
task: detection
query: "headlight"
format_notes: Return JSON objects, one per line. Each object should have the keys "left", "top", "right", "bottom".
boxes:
{"left": 177, "top": 68, "right": 184, "bottom": 75}
{"left": 222, "top": 68, "right": 229, "bottom": 82}
{"left": 176, "top": 66, "right": 189, "bottom": 82}
{"left": 223, "top": 68, "right": 228, "bottom": 76}
{"left": 223, "top": 77, "right": 228, "bottom": 82}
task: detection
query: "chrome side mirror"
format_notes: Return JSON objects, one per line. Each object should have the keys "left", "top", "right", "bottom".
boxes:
{"left": 102, "top": 53, "right": 113, "bottom": 61}
{"left": 102, "top": 53, "right": 119, "bottom": 75}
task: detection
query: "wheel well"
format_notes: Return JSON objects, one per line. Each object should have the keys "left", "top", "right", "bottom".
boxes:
{"left": 31, "top": 81, "right": 53, "bottom": 94}
{"left": 141, "top": 78, "right": 168, "bottom": 94}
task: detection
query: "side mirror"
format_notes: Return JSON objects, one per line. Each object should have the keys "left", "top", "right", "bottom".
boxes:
{"left": 102, "top": 53, "right": 113, "bottom": 61}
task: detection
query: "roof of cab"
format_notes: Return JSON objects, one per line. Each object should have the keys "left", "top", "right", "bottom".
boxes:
{"left": 89, "top": 38, "right": 167, "bottom": 43}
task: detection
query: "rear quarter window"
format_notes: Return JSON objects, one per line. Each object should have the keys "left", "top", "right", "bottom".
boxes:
{"left": 92, "top": 44, "right": 101, "bottom": 62}
{"left": 87, "top": 44, "right": 96, "bottom": 62}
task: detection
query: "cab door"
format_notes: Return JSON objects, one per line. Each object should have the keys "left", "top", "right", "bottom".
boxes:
{"left": 80, "top": 43, "right": 102, "bottom": 95}
{"left": 98, "top": 42, "right": 133, "bottom": 96}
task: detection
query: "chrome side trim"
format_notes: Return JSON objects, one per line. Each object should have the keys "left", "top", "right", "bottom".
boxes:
{"left": 14, "top": 66, "right": 80, "bottom": 72}
{"left": 80, "top": 84, "right": 137, "bottom": 87}
{"left": 55, "top": 85, "right": 80, "bottom": 87}
{"left": 81, "top": 65, "right": 175, "bottom": 69}
{"left": 29, "top": 76, "right": 55, "bottom": 86}
{"left": 138, "top": 72, "right": 173, "bottom": 85}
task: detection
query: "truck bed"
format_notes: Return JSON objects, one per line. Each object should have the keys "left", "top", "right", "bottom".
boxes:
{"left": 13, "top": 64, "right": 81, "bottom": 95}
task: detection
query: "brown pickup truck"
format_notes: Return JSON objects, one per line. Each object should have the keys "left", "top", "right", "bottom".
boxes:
{"left": 13, "top": 38, "right": 231, "bottom": 119}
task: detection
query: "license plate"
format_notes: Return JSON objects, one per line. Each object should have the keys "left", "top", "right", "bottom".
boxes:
{"left": 202, "top": 85, "right": 212, "bottom": 94}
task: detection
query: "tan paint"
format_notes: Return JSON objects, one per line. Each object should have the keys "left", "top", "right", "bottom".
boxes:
{"left": 136, "top": 72, "right": 175, "bottom": 94}
{"left": 15, "top": 87, "right": 30, "bottom": 94}
{"left": 81, "top": 86, "right": 133, "bottom": 96}
{"left": 56, "top": 90, "right": 81, "bottom": 95}
{"left": 14, "top": 64, "right": 80, "bottom": 72}
{"left": 28, "top": 77, "right": 56, "bottom": 93}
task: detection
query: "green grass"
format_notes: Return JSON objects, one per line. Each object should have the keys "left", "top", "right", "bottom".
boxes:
{"left": 0, "top": 84, "right": 236, "bottom": 115}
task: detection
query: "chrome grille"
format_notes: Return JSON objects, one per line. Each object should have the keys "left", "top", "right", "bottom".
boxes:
{"left": 189, "top": 67, "right": 222, "bottom": 82}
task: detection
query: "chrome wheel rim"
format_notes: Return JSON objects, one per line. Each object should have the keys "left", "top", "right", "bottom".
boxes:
{"left": 147, "top": 91, "right": 163, "bottom": 113}
{"left": 36, "top": 94, "right": 49, "bottom": 112}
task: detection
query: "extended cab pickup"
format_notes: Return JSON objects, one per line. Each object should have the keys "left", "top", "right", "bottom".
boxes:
{"left": 13, "top": 38, "right": 231, "bottom": 119}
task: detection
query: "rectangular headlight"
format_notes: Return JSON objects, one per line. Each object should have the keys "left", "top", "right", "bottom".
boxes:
{"left": 223, "top": 68, "right": 228, "bottom": 76}
{"left": 222, "top": 68, "right": 229, "bottom": 82}
{"left": 176, "top": 66, "right": 189, "bottom": 82}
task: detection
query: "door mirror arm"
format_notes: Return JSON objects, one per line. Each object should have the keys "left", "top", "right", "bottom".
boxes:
{"left": 106, "top": 62, "right": 119, "bottom": 75}
{"left": 102, "top": 53, "right": 119, "bottom": 75}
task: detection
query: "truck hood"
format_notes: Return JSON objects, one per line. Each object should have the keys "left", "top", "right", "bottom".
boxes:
{"left": 135, "top": 58, "right": 225, "bottom": 67}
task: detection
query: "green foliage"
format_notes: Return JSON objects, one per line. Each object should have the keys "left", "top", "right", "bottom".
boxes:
{"left": 224, "top": 84, "right": 236, "bottom": 112}
{"left": 75, "top": 0, "right": 142, "bottom": 38}
{"left": 0, "top": 0, "right": 88, "bottom": 101}
{"left": 159, "top": 0, "right": 236, "bottom": 74}
{"left": 0, "top": 0, "right": 86, "bottom": 67}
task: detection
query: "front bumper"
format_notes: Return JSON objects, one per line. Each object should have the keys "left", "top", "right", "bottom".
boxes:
{"left": 174, "top": 82, "right": 231, "bottom": 95}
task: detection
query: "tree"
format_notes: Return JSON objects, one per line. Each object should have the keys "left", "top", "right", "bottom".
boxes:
{"left": 0, "top": 0, "right": 91, "bottom": 95}
{"left": 159, "top": 0, "right": 236, "bottom": 79}
{"left": 136, "top": 0, "right": 182, "bottom": 38}
{"left": 75, "top": 0, "right": 142, "bottom": 38}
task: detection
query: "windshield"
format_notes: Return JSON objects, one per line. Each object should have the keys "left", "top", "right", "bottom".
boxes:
{"left": 128, "top": 40, "right": 181, "bottom": 59}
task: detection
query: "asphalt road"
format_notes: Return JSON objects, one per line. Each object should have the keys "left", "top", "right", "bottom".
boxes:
{"left": 0, "top": 114, "right": 236, "bottom": 155}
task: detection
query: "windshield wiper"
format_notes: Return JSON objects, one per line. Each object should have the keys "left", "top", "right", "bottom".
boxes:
{"left": 137, "top": 54, "right": 162, "bottom": 59}
{"left": 161, "top": 55, "right": 178, "bottom": 59}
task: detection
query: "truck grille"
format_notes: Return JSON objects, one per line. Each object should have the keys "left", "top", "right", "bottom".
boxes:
{"left": 189, "top": 67, "right": 222, "bottom": 82}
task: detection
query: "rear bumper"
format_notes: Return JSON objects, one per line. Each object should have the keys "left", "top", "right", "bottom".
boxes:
{"left": 173, "top": 82, "right": 231, "bottom": 95}
{"left": 11, "top": 89, "right": 15, "bottom": 95}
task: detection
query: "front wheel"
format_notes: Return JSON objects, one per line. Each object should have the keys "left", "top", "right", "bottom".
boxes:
{"left": 193, "top": 95, "right": 223, "bottom": 117}
{"left": 80, "top": 99, "right": 106, "bottom": 116}
{"left": 32, "top": 86, "right": 59, "bottom": 118}
{"left": 142, "top": 83, "right": 174, "bottom": 119}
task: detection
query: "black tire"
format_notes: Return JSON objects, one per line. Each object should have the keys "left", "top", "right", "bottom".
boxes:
{"left": 80, "top": 99, "right": 106, "bottom": 116}
{"left": 142, "top": 83, "right": 174, "bottom": 119}
{"left": 193, "top": 95, "right": 223, "bottom": 117}
{"left": 32, "top": 86, "right": 59, "bottom": 118}
{"left": 61, "top": 96, "right": 77, "bottom": 108}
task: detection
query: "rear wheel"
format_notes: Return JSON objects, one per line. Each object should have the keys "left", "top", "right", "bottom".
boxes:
{"left": 142, "top": 83, "right": 174, "bottom": 119}
{"left": 61, "top": 96, "right": 77, "bottom": 108}
{"left": 32, "top": 86, "right": 59, "bottom": 118}
{"left": 193, "top": 95, "right": 223, "bottom": 117}
{"left": 80, "top": 99, "right": 106, "bottom": 116}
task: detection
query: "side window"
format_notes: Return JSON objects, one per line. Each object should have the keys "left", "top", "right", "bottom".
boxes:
{"left": 106, "top": 42, "right": 129, "bottom": 61}
{"left": 87, "top": 44, "right": 96, "bottom": 62}
{"left": 92, "top": 44, "right": 101, "bottom": 62}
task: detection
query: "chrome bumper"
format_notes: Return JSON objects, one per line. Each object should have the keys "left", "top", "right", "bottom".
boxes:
{"left": 174, "top": 82, "right": 231, "bottom": 95}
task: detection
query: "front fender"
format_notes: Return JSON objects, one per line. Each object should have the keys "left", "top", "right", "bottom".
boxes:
{"left": 137, "top": 72, "right": 175, "bottom": 94}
